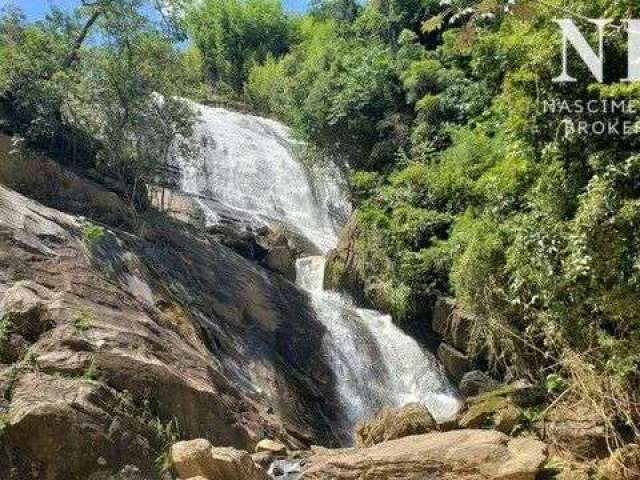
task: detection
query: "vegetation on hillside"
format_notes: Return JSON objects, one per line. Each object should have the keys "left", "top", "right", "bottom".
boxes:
{"left": 1, "top": 0, "right": 639, "bottom": 470}
{"left": 0, "top": 0, "right": 201, "bottom": 210}
{"left": 238, "top": 0, "right": 640, "bottom": 454}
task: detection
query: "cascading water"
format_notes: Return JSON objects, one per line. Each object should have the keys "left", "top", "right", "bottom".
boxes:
{"left": 178, "top": 103, "right": 461, "bottom": 441}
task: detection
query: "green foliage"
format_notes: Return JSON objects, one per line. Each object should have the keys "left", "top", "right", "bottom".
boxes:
{"left": 245, "top": 54, "right": 289, "bottom": 116}
{"left": 0, "top": 2, "right": 198, "bottom": 209}
{"left": 0, "top": 143, "right": 135, "bottom": 228}
{"left": 545, "top": 374, "right": 568, "bottom": 395}
{"left": 310, "top": 0, "right": 360, "bottom": 21}
{"left": 0, "top": 313, "right": 13, "bottom": 354}
{"left": 293, "top": 39, "right": 404, "bottom": 168}
{"left": 0, "top": 413, "right": 8, "bottom": 438}
{"left": 238, "top": 1, "right": 640, "bottom": 425}
{"left": 83, "top": 358, "right": 99, "bottom": 382}
{"left": 82, "top": 223, "right": 105, "bottom": 247}
{"left": 152, "top": 417, "right": 181, "bottom": 475}
{"left": 187, "top": 0, "right": 294, "bottom": 93}
{"left": 350, "top": 170, "right": 381, "bottom": 202}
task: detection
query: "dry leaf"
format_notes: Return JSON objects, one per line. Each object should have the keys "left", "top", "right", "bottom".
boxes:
{"left": 476, "top": 0, "right": 499, "bottom": 15}
{"left": 456, "top": 25, "right": 477, "bottom": 51}
{"left": 511, "top": 0, "right": 536, "bottom": 21}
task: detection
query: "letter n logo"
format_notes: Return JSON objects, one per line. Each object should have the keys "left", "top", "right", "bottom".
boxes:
{"left": 553, "top": 18, "right": 611, "bottom": 83}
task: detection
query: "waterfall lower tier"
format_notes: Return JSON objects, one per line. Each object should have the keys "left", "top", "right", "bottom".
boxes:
{"left": 175, "top": 104, "right": 461, "bottom": 442}
{"left": 296, "top": 256, "right": 459, "bottom": 439}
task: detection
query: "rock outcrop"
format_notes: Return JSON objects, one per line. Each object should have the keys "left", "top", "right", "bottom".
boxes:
{"left": 206, "top": 223, "right": 305, "bottom": 281}
{"left": 257, "top": 225, "right": 298, "bottom": 281}
{"left": 323, "top": 216, "right": 367, "bottom": 305}
{"left": 170, "top": 439, "right": 269, "bottom": 480}
{"left": 302, "top": 429, "right": 547, "bottom": 480}
{"left": 255, "top": 439, "right": 287, "bottom": 455}
{"left": 543, "top": 404, "right": 613, "bottom": 459}
{"left": 459, "top": 370, "right": 500, "bottom": 397}
{"left": 354, "top": 403, "right": 436, "bottom": 447}
{"left": 0, "top": 185, "right": 342, "bottom": 479}
{"left": 432, "top": 297, "right": 476, "bottom": 384}
{"left": 437, "top": 342, "right": 472, "bottom": 383}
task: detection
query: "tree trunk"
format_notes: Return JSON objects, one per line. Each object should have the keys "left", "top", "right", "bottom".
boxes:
{"left": 61, "top": 10, "right": 103, "bottom": 70}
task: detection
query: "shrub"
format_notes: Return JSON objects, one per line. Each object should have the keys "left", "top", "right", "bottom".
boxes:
{"left": 0, "top": 314, "right": 12, "bottom": 356}
{"left": 73, "top": 310, "right": 94, "bottom": 331}
{"left": 82, "top": 224, "right": 105, "bottom": 247}
{"left": 245, "top": 54, "right": 290, "bottom": 116}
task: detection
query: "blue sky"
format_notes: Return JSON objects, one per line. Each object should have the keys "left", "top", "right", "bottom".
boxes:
{"left": 8, "top": 0, "right": 310, "bottom": 20}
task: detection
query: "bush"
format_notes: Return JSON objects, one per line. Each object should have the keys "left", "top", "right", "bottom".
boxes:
{"left": 245, "top": 54, "right": 290, "bottom": 116}
{"left": 187, "top": 0, "right": 294, "bottom": 93}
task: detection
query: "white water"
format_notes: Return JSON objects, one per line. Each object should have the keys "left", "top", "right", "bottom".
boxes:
{"left": 180, "top": 104, "right": 346, "bottom": 253}
{"left": 177, "top": 104, "right": 460, "bottom": 438}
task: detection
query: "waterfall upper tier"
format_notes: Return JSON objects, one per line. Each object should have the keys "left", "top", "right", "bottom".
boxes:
{"left": 179, "top": 104, "right": 350, "bottom": 254}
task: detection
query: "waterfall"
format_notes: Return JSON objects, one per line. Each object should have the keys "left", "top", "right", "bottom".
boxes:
{"left": 177, "top": 103, "right": 461, "bottom": 440}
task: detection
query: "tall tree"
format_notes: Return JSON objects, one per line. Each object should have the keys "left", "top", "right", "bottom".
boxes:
{"left": 0, "top": 1, "right": 197, "bottom": 209}
{"left": 187, "top": 0, "right": 294, "bottom": 94}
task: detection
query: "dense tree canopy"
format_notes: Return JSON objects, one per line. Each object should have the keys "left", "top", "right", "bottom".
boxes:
{"left": 0, "top": 0, "right": 200, "bottom": 207}
{"left": 187, "top": 0, "right": 295, "bottom": 94}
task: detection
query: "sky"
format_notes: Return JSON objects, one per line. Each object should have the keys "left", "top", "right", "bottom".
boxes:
{"left": 6, "top": 0, "right": 310, "bottom": 20}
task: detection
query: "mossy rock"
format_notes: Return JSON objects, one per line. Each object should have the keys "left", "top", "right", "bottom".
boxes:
{"left": 458, "top": 384, "right": 534, "bottom": 434}
{"left": 459, "top": 395, "right": 513, "bottom": 429}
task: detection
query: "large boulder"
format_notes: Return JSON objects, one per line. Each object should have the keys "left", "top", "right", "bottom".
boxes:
{"left": 206, "top": 224, "right": 268, "bottom": 261}
{"left": 255, "top": 439, "right": 287, "bottom": 455}
{"left": 431, "top": 297, "right": 456, "bottom": 337}
{"left": 256, "top": 224, "right": 301, "bottom": 281}
{"left": 457, "top": 382, "right": 544, "bottom": 434}
{"left": 458, "top": 385, "right": 533, "bottom": 434}
{"left": 437, "top": 342, "right": 472, "bottom": 382}
{"left": 323, "top": 216, "right": 367, "bottom": 304}
{"left": 432, "top": 297, "right": 475, "bottom": 353}
{"left": 303, "top": 429, "right": 547, "bottom": 480}
{"left": 170, "top": 439, "right": 269, "bottom": 480}
{"left": 354, "top": 403, "right": 436, "bottom": 447}
{"left": 459, "top": 370, "right": 500, "bottom": 397}
{"left": 1, "top": 373, "right": 159, "bottom": 480}
{"left": 544, "top": 405, "right": 612, "bottom": 459}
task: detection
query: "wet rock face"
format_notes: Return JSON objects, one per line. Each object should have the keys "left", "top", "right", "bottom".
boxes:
{"left": 206, "top": 223, "right": 306, "bottom": 281}
{"left": 0, "top": 186, "right": 342, "bottom": 479}
{"left": 256, "top": 225, "right": 299, "bottom": 281}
